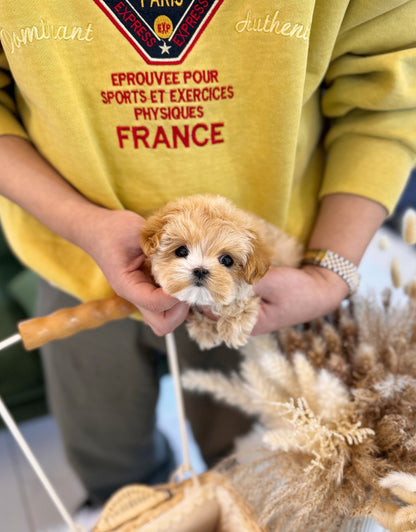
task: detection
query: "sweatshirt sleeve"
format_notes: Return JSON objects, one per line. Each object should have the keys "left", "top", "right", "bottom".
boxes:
{"left": 320, "top": 1, "right": 416, "bottom": 214}
{"left": 0, "top": 46, "right": 28, "bottom": 139}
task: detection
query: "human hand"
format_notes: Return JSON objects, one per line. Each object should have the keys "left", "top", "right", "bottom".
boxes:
{"left": 80, "top": 208, "right": 189, "bottom": 336}
{"left": 250, "top": 193, "right": 387, "bottom": 335}
{"left": 251, "top": 264, "right": 349, "bottom": 335}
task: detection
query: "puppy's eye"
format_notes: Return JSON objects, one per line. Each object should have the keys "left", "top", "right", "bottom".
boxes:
{"left": 219, "top": 254, "right": 234, "bottom": 268}
{"left": 175, "top": 246, "right": 189, "bottom": 258}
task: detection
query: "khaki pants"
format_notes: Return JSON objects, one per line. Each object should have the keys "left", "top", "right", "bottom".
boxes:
{"left": 37, "top": 280, "right": 252, "bottom": 503}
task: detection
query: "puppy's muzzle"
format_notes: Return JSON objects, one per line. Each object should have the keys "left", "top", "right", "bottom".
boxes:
{"left": 193, "top": 267, "right": 209, "bottom": 286}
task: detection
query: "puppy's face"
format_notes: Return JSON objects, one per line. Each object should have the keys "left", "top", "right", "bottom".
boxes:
{"left": 141, "top": 196, "right": 271, "bottom": 306}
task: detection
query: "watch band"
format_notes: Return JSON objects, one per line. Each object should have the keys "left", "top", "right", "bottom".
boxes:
{"left": 301, "top": 249, "right": 360, "bottom": 296}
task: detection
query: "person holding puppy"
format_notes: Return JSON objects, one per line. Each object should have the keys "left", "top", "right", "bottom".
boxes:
{"left": 0, "top": 2, "right": 415, "bottom": 503}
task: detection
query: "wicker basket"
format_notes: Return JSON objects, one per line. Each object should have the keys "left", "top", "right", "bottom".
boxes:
{"left": 93, "top": 471, "right": 267, "bottom": 532}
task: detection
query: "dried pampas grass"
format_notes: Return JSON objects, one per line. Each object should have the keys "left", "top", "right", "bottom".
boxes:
{"left": 182, "top": 292, "right": 416, "bottom": 531}
{"left": 390, "top": 258, "right": 402, "bottom": 288}
{"left": 402, "top": 209, "right": 416, "bottom": 246}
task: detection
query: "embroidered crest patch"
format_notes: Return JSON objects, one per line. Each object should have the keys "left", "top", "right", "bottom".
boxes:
{"left": 94, "top": 0, "right": 224, "bottom": 64}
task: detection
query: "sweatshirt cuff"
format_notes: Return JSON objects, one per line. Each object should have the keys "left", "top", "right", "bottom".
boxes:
{"left": 0, "top": 106, "right": 29, "bottom": 140}
{"left": 319, "top": 135, "right": 415, "bottom": 214}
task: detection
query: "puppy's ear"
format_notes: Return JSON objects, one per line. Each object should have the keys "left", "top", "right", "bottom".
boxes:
{"left": 242, "top": 236, "right": 272, "bottom": 284}
{"left": 140, "top": 214, "right": 166, "bottom": 257}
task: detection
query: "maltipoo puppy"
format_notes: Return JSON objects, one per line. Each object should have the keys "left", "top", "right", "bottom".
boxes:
{"left": 141, "top": 195, "right": 302, "bottom": 349}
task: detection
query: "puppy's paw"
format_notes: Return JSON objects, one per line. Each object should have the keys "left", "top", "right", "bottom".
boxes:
{"left": 217, "top": 298, "right": 260, "bottom": 349}
{"left": 186, "top": 313, "right": 222, "bottom": 350}
{"left": 217, "top": 319, "right": 250, "bottom": 349}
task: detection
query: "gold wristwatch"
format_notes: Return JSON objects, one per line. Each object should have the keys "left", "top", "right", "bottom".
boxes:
{"left": 301, "top": 249, "right": 360, "bottom": 296}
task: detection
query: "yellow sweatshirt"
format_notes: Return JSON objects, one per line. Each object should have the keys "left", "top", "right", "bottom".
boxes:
{"left": 0, "top": 0, "right": 415, "bottom": 301}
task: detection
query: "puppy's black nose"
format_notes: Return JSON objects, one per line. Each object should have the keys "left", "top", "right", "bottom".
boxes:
{"left": 193, "top": 268, "right": 209, "bottom": 281}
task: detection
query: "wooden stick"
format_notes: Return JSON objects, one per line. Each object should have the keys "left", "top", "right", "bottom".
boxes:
{"left": 0, "top": 396, "right": 85, "bottom": 532}
{"left": 18, "top": 295, "right": 137, "bottom": 350}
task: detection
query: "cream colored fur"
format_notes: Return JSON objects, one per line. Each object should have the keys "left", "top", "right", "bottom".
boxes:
{"left": 141, "top": 195, "right": 302, "bottom": 349}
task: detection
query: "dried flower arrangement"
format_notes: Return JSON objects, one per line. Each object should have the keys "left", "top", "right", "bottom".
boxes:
{"left": 182, "top": 290, "right": 416, "bottom": 531}
{"left": 402, "top": 209, "right": 416, "bottom": 246}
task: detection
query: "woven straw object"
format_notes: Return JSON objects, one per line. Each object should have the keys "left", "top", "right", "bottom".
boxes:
{"left": 93, "top": 471, "right": 267, "bottom": 532}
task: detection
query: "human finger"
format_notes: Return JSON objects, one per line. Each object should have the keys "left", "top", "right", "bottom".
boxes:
{"left": 140, "top": 300, "right": 190, "bottom": 336}
{"left": 193, "top": 305, "right": 219, "bottom": 321}
{"left": 116, "top": 268, "right": 180, "bottom": 314}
